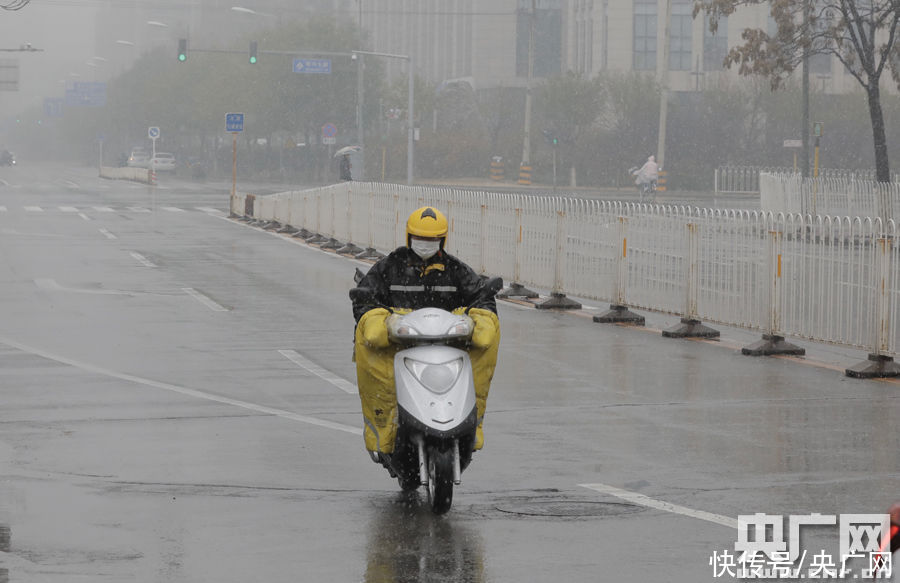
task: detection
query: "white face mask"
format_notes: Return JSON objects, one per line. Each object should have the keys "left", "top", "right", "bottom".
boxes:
{"left": 410, "top": 238, "right": 441, "bottom": 260}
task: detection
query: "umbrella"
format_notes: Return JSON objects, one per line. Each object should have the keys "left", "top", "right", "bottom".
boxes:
{"left": 333, "top": 145, "right": 361, "bottom": 158}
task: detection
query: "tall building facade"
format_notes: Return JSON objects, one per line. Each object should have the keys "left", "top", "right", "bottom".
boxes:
{"left": 360, "top": 0, "right": 878, "bottom": 95}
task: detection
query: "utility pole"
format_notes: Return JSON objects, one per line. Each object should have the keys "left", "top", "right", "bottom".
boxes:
{"left": 356, "top": 55, "right": 365, "bottom": 180}
{"left": 657, "top": 0, "right": 672, "bottom": 169}
{"left": 801, "top": 1, "right": 810, "bottom": 178}
{"left": 520, "top": 0, "right": 536, "bottom": 181}
{"left": 356, "top": 0, "right": 365, "bottom": 180}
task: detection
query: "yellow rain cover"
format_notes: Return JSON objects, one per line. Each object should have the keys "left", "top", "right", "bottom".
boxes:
{"left": 354, "top": 307, "right": 500, "bottom": 453}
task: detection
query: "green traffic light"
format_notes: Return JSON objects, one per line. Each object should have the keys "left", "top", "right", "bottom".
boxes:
{"left": 553, "top": 138, "right": 558, "bottom": 145}
{"left": 178, "top": 54, "right": 186, "bottom": 62}
{"left": 249, "top": 56, "right": 257, "bottom": 64}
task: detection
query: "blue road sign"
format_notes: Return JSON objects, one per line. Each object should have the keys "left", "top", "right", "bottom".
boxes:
{"left": 321, "top": 123, "right": 337, "bottom": 138}
{"left": 148, "top": 126, "right": 160, "bottom": 139}
{"left": 64, "top": 82, "right": 106, "bottom": 107}
{"left": 293, "top": 58, "right": 331, "bottom": 74}
{"left": 226, "top": 112, "right": 244, "bottom": 132}
{"left": 43, "top": 98, "right": 63, "bottom": 118}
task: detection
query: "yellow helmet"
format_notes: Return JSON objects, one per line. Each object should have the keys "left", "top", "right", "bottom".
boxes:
{"left": 406, "top": 206, "right": 448, "bottom": 245}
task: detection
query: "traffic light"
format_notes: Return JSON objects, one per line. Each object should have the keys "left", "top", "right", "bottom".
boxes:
{"left": 249, "top": 41, "right": 258, "bottom": 64}
{"left": 542, "top": 128, "right": 558, "bottom": 146}
{"left": 177, "top": 38, "right": 187, "bottom": 62}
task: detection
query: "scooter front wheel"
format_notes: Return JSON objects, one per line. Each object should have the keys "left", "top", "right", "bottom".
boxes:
{"left": 427, "top": 446, "right": 454, "bottom": 515}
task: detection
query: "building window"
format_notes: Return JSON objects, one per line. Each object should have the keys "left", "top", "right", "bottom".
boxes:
{"left": 516, "top": 0, "right": 563, "bottom": 78}
{"left": 703, "top": 14, "right": 728, "bottom": 70}
{"left": 670, "top": 1, "right": 692, "bottom": 71}
{"left": 633, "top": 0, "right": 656, "bottom": 71}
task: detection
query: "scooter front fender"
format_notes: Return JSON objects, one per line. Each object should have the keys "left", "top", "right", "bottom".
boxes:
{"left": 394, "top": 345, "right": 476, "bottom": 434}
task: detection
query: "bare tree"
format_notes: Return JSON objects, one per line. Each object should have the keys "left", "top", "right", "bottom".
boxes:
{"left": 695, "top": 0, "right": 900, "bottom": 182}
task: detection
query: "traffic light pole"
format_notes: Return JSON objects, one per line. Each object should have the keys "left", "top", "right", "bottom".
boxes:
{"left": 353, "top": 50, "right": 415, "bottom": 185}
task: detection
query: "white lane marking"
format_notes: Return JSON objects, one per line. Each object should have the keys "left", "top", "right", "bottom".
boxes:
{"left": 182, "top": 287, "right": 228, "bottom": 312}
{"left": 579, "top": 483, "right": 738, "bottom": 529}
{"left": 78, "top": 213, "right": 91, "bottom": 221}
{"left": 34, "top": 278, "right": 132, "bottom": 296}
{"left": 163, "top": 206, "right": 185, "bottom": 212}
{"left": 93, "top": 206, "right": 114, "bottom": 212}
{"left": 0, "top": 335, "right": 361, "bottom": 436}
{"left": 127, "top": 206, "right": 151, "bottom": 213}
{"left": 99, "top": 228, "right": 117, "bottom": 240}
{"left": 24, "top": 206, "right": 43, "bottom": 212}
{"left": 197, "top": 207, "right": 224, "bottom": 214}
{"left": 59, "top": 206, "right": 79, "bottom": 212}
{"left": 130, "top": 252, "right": 156, "bottom": 268}
{"left": 278, "top": 349, "right": 357, "bottom": 395}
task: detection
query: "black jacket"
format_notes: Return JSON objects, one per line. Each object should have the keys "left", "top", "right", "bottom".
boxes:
{"left": 351, "top": 247, "right": 496, "bottom": 321}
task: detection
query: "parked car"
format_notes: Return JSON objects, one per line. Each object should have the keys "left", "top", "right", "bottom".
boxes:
{"left": 127, "top": 149, "right": 150, "bottom": 168}
{"left": 150, "top": 152, "right": 176, "bottom": 173}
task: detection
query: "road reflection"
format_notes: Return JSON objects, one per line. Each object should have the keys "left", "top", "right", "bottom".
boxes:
{"left": 363, "top": 492, "right": 485, "bottom": 583}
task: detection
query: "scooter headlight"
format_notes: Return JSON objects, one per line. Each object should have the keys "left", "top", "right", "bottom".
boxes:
{"left": 403, "top": 357, "right": 463, "bottom": 394}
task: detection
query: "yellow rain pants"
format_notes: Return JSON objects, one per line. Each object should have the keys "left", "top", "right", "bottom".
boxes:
{"left": 354, "top": 307, "right": 500, "bottom": 453}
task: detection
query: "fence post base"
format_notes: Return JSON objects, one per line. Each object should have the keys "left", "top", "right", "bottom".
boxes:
{"left": 305, "top": 233, "right": 328, "bottom": 244}
{"left": 318, "top": 238, "right": 342, "bottom": 250}
{"left": 355, "top": 247, "right": 384, "bottom": 261}
{"left": 845, "top": 354, "right": 900, "bottom": 379}
{"left": 336, "top": 243, "right": 363, "bottom": 255}
{"left": 292, "top": 228, "right": 314, "bottom": 239}
{"left": 263, "top": 221, "right": 282, "bottom": 231}
{"left": 662, "top": 318, "right": 720, "bottom": 339}
{"left": 742, "top": 334, "right": 805, "bottom": 356}
{"left": 497, "top": 282, "right": 538, "bottom": 299}
{"left": 277, "top": 224, "right": 298, "bottom": 234}
{"left": 534, "top": 293, "right": 582, "bottom": 310}
{"left": 593, "top": 304, "right": 645, "bottom": 325}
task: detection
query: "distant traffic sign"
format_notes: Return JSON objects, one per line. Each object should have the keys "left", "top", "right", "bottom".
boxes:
{"left": 226, "top": 112, "right": 244, "bottom": 133}
{"left": 44, "top": 97, "right": 63, "bottom": 118}
{"left": 65, "top": 81, "right": 106, "bottom": 107}
{"left": 293, "top": 58, "right": 332, "bottom": 74}
{"left": 148, "top": 126, "right": 160, "bottom": 139}
{"left": 322, "top": 122, "right": 337, "bottom": 138}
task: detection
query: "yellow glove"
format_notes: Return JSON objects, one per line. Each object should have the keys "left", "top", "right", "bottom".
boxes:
{"left": 468, "top": 308, "right": 499, "bottom": 349}
{"left": 358, "top": 307, "right": 391, "bottom": 348}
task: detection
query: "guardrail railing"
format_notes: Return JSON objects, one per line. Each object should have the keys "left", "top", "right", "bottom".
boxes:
{"left": 716, "top": 166, "right": 897, "bottom": 195}
{"left": 232, "top": 183, "right": 900, "bottom": 378}
{"left": 760, "top": 172, "right": 900, "bottom": 219}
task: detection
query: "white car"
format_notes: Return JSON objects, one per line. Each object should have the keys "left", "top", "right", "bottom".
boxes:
{"left": 127, "top": 149, "right": 150, "bottom": 168}
{"left": 150, "top": 152, "right": 176, "bottom": 173}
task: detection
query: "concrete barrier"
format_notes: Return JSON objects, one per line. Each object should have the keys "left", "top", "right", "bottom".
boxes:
{"left": 99, "top": 166, "right": 153, "bottom": 184}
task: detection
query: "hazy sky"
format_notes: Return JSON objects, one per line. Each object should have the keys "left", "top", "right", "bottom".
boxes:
{"left": 0, "top": 2, "right": 101, "bottom": 115}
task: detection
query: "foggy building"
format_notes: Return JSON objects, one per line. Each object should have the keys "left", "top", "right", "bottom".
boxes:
{"left": 360, "top": 0, "right": 888, "bottom": 95}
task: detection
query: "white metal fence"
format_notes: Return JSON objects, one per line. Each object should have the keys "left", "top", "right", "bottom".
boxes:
{"left": 716, "top": 166, "right": 897, "bottom": 195}
{"left": 760, "top": 172, "right": 900, "bottom": 219}
{"left": 235, "top": 183, "right": 900, "bottom": 359}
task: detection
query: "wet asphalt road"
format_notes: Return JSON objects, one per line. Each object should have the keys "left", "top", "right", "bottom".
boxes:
{"left": 0, "top": 164, "right": 897, "bottom": 582}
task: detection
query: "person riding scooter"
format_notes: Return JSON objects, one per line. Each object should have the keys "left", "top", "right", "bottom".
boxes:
{"left": 351, "top": 206, "right": 500, "bottom": 456}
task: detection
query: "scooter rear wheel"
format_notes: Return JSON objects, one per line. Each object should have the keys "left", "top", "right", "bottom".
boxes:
{"left": 427, "top": 447, "right": 454, "bottom": 515}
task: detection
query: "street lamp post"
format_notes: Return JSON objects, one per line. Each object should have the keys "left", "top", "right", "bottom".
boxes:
{"left": 353, "top": 50, "right": 415, "bottom": 185}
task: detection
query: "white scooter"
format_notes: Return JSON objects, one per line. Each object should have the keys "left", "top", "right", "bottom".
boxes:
{"left": 351, "top": 275, "right": 501, "bottom": 514}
